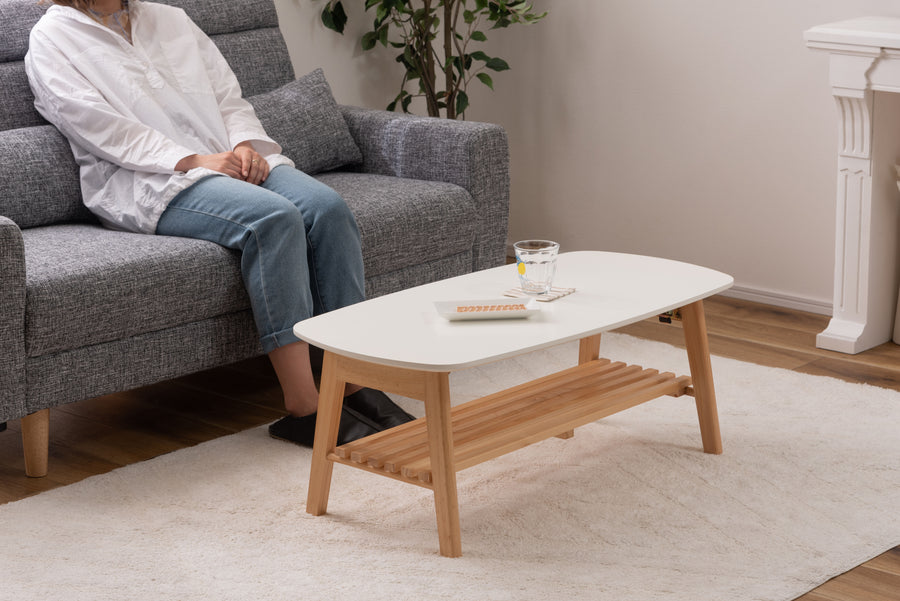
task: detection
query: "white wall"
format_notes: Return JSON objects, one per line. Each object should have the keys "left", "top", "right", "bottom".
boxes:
{"left": 273, "top": 0, "right": 900, "bottom": 313}
{"left": 274, "top": 0, "right": 400, "bottom": 111}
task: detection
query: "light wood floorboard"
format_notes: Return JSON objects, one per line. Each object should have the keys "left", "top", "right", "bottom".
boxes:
{"left": 1, "top": 295, "right": 897, "bottom": 600}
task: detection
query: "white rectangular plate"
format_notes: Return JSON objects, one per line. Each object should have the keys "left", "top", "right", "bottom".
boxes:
{"left": 435, "top": 298, "right": 540, "bottom": 321}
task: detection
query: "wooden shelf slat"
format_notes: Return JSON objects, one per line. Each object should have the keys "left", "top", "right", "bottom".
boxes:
{"left": 332, "top": 359, "right": 691, "bottom": 485}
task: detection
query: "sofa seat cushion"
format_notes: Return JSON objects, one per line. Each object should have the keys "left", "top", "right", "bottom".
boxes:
{"left": 23, "top": 174, "right": 478, "bottom": 357}
{"left": 23, "top": 224, "right": 249, "bottom": 357}
{"left": 315, "top": 172, "right": 477, "bottom": 280}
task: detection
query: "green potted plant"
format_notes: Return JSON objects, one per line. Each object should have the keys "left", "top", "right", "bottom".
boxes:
{"left": 319, "top": 0, "right": 547, "bottom": 119}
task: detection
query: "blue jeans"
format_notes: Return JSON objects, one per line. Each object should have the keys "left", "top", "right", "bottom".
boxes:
{"left": 156, "top": 165, "right": 365, "bottom": 353}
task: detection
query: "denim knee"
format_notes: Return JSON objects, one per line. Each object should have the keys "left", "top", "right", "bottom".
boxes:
{"left": 249, "top": 197, "right": 307, "bottom": 242}
{"left": 306, "top": 189, "right": 357, "bottom": 230}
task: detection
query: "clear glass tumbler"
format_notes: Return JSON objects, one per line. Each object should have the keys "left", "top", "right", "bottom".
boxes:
{"left": 514, "top": 240, "right": 560, "bottom": 295}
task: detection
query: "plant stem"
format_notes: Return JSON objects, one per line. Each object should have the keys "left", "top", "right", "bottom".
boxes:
{"left": 452, "top": 0, "right": 471, "bottom": 115}
{"left": 443, "top": 0, "right": 456, "bottom": 118}
{"left": 418, "top": 0, "right": 440, "bottom": 116}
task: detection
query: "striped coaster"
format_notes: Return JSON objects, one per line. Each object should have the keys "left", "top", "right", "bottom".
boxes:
{"left": 503, "top": 286, "right": 576, "bottom": 302}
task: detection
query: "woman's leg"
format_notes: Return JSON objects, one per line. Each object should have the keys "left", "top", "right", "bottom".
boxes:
{"left": 260, "top": 166, "right": 366, "bottom": 315}
{"left": 156, "top": 175, "right": 323, "bottom": 416}
{"left": 257, "top": 166, "right": 368, "bottom": 398}
{"left": 157, "top": 175, "right": 321, "bottom": 348}
{"left": 156, "top": 172, "right": 406, "bottom": 443}
{"left": 262, "top": 167, "right": 418, "bottom": 426}
{"left": 267, "top": 342, "right": 319, "bottom": 416}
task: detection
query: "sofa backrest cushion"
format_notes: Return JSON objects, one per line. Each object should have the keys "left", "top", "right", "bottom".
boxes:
{"left": 249, "top": 68, "right": 362, "bottom": 175}
{"left": 0, "top": 61, "right": 45, "bottom": 131}
{"left": 0, "top": 125, "right": 92, "bottom": 227}
{"left": 0, "top": 0, "right": 52, "bottom": 131}
{"left": 0, "top": 0, "right": 296, "bottom": 228}
{"left": 155, "top": 0, "right": 295, "bottom": 98}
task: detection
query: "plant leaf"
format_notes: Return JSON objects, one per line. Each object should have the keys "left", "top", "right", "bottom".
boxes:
{"left": 476, "top": 72, "right": 494, "bottom": 89}
{"left": 455, "top": 89, "right": 469, "bottom": 116}
{"left": 485, "top": 57, "right": 510, "bottom": 71}
{"left": 471, "top": 30, "right": 487, "bottom": 42}
{"left": 320, "top": 2, "right": 347, "bottom": 34}
{"left": 361, "top": 30, "right": 378, "bottom": 51}
{"left": 376, "top": 3, "right": 388, "bottom": 24}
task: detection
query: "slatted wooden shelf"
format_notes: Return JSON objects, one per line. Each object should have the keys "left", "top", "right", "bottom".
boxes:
{"left": 329, "top": 359, "right": 692, "bottom": 487}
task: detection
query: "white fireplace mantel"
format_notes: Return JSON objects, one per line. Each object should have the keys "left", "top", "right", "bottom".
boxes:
{"left": 805, "top": 17, "right": 900, "bottom": 354}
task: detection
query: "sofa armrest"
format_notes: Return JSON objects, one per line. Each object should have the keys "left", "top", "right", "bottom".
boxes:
{"left": 340, "top": 106, "right": 510, "bottom": 272}
{"left": 0, "top": 216, "right": 26, "bottom": 422}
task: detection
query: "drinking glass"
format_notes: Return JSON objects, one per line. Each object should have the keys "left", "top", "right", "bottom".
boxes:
{"left": 514, "top": 240, "right": 559, "bottom": 295}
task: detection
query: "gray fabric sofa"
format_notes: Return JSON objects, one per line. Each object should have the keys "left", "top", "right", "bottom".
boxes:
{"left": 0, "top": 0, "right": 509, "bottom": 476}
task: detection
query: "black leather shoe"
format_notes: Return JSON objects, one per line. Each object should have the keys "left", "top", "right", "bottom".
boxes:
{"left": 268, "top": 406, "right": 382, "bottom": 447}
{"left": 0, "top": 422, "right": 6, "bottom": 433}
{"left": 343, "top": 388, "right": 416, "bottom": 429}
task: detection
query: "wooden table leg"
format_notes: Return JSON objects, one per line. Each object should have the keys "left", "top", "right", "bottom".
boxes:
{"left": 680, "top": 300, "right": 723, "bottom": 454}
{"left": 555, "top": 333, "right": 605, "bottom": 440}
{"left": 423, "top": 371, "right": 462, "bottom": 557}
{"left": 578, "top": 333, "right": 602, "bottom": 364}
{"left": 307, "top": 351, "right": 346, "bottom": 516}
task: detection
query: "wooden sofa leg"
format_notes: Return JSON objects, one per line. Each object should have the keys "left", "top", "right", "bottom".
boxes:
{"left": 21, "top": 410, "right": 50, "bottom": 478}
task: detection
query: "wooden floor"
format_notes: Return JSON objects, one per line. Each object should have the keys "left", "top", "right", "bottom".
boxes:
{"left": 1, "top": 295, "right": 899, "bottom": 599}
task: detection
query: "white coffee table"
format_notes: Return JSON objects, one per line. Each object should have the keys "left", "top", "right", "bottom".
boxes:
{"left": 294, "top": 251, "right": 733, "bottom": 557}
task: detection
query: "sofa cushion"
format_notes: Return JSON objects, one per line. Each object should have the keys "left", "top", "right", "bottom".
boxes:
{"left": 0, "top": 0, "right": 49, "bottom": 131}
{"left": 156, "top": 0, "right": 278, "bottom": 36}
{"left": 249, "top": 69, "right": 362, "bottom": 175}
{"left": 153, "top": 0, "right": 296, "bottom": 97}
{"left": 22, "top": 224, "right": 251, "bottom": 357}
{"left": 0, "top": 125, "right": 92, "bottom": 228}
{"left": 210, "top": 28, "right": 295, "bottom": 98}
{"left": 0, "top": 0, "right": 47, "bottom": 63}
{"left": 315, "top": 172, "right": 477, "bottom": 279}
{"left": 22, "top": 170, "right": 478, "bottom": 357}
{"left": 0, "top": 62, "right": 47, "bottom": 131}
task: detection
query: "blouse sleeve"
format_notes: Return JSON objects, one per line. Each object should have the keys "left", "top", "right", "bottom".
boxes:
{"left": 187, "top": 18, "right": 282, "bottom": 156}
{"left": 25, "top": 30, "right": 197, "bottom": 174}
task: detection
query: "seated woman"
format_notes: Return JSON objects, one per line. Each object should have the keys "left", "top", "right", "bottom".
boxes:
{"left": 24, "top": 0, "right": 414, "bottom": 446}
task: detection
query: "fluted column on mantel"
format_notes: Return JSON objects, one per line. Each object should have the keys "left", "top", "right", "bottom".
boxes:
{"left": 806, "top": 20, "right": 900, "bottom": 354}
{"left": 826, "top": 88, "right": 876, "bottom": 351}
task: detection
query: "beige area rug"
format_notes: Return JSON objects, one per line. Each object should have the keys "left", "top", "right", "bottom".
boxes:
{"left": 2, "top": 333, "right": 899, "bottom": 601}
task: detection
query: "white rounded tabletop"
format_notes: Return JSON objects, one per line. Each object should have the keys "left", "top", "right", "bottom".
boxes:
{"left": 293, "top": 251, "right": 733, "bottom": 372}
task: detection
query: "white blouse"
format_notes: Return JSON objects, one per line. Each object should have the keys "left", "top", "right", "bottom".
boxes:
{"left": 25, "top": 1, "right": 293, "bottom": 233}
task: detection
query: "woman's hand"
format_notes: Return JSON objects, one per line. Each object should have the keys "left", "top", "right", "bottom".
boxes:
{"left": 233, "top": 141, "right": 269, "bottom": 185}
{"left": 175, "top": 143, "right": 269, "bottom": 184}
{"left": 175, "top": 152, "right": 244, "bottom": 179}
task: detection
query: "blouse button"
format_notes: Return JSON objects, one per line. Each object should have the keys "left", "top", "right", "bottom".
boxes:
{"left": 144, "top": 67, "right": 165, "bottom": 89}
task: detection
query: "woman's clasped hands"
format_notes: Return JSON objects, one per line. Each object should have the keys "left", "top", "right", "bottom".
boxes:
{"left": 175, "top": 141, "right": 269, "bottom": 184}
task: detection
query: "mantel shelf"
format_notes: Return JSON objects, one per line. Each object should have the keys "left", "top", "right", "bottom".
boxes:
{"left": 805, "top": 17, "right": 900, "bottom": 50}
